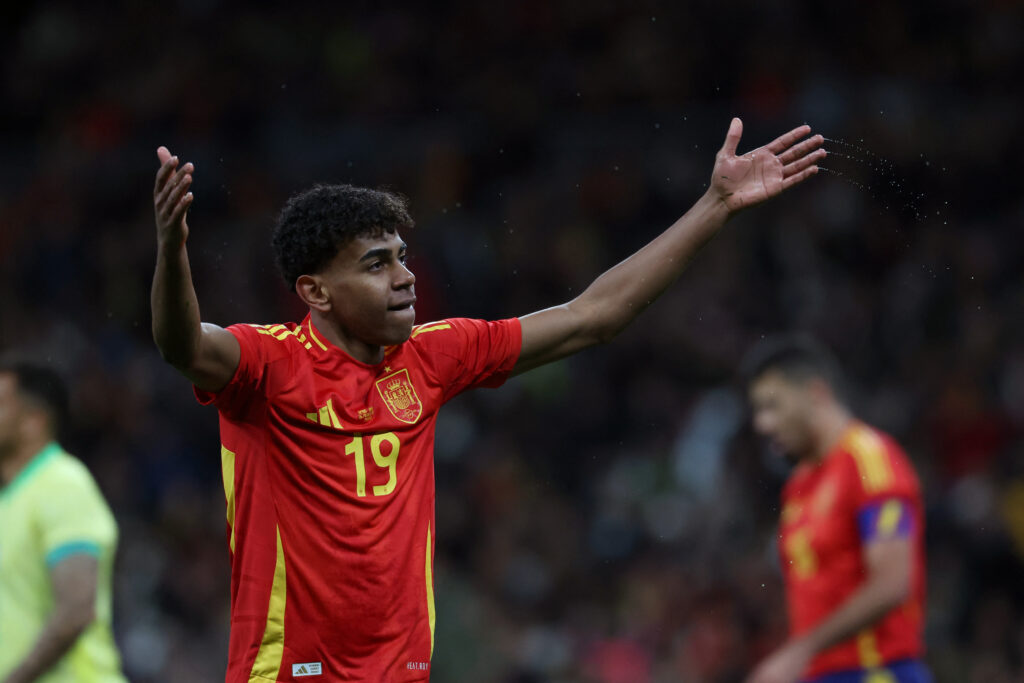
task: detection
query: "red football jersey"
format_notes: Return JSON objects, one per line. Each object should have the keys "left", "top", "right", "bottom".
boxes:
{"left": 196, "top": 314, "right": 521, "bottom": 682}
{"left": 778, "top": 422, "right": 926, "bottom": 678}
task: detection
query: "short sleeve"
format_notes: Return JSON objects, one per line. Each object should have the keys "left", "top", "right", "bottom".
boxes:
{"left": 418, "top": 318, "right": 522, "bottom": 402}
{"left": 37, "top": 461, "right": 117, "bottom": 567}
{"left": 194, "top": 323, "right": 268, "bottom": 419}
{"left": 856, "top": 498, "right": 916, "bottom": 543}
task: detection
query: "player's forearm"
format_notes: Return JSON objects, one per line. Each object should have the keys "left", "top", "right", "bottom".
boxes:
{"left": 151, "top": 239, "right": 204, "bottom": 370}
{"left": 569, "top": 190, "right": 729, "bottom": 343}
{"left": 795, "top": 575, "right": 909, "bottom": 657}
{"left": 2, "top": 606, "right": 93, "bottom": 683}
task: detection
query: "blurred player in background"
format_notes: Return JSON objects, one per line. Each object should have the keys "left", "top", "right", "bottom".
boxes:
{"left": 151, "top": 119, "right": 823, "bottom": 681}
{"left": 0, "top": 361, "right": 126, "bottom": 683}
{"left": 743, "top": 337, "right": 932, "bottom": 683}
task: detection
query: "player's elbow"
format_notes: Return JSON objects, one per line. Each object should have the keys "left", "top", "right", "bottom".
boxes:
{"left": 70, "top": 604, "right": 97, "bottom": 634}
{"left": 890, "top": 574, "right": 912, "bottom": 606}
{"left": 568, "top": 299, "right": 626, "bottom": 346}
{"left": 876, "top": 570, "right": 912, "bottom": 610}
{"left": 153, "top": 330, "right": 189, "bottom": 368}
{"left": 153, "top": 329, "right": 202, "bottom": 375}
{"left": 57, "top": 600, "right": 96, "bottom": 641}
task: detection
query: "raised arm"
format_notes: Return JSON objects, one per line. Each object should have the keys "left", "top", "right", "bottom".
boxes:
{"left": 151, "top": 147, "right": 239, "bottom": 392}
{"left": 513, "top": 119, "right": 824, "bottom": 375}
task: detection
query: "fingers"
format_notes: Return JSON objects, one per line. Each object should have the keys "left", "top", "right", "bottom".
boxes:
{"left": 764, "top": 124, "right": 813, "bottom": 155}
{"left": 162, "top": 166, "right": 193, "bottom": 210}
{"left": 168, "top": 191, "right": 194, "bottom": 226}
{"left": 719, "top": 117, "right": 743, "bottom": 156}
{"left": 154, "top": 150, "right": 178, "bottom": 195}
{"left": 778, "top": 134, "right": 824, "bottom": 165}
{"left": 156, "top": 161, "right": 194, "bottom": 220}
{"left": 156, "top": 161, "right": 193, "bottom": 207}
{"left": 782, "top": 148, "right": 827, "bottom": 177}
{"left": 780, "top": 164, "right": 820, "bottom": 191}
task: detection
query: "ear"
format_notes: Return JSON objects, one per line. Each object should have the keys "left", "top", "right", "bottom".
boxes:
{"left": 295, "top": 274, "right": 331, "bottom": 313}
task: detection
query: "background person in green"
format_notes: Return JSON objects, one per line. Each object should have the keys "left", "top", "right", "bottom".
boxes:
{"left": 0, "top": 361, "right": 125, "bottom": 683}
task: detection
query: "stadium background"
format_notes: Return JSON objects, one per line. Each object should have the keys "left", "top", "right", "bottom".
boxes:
{"left": 2, "top": 1, "right": 1022, "bottom": 681}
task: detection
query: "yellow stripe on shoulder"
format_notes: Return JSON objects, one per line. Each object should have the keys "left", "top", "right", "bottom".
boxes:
{"left": 253, "top": 323, "right": 313, "bottom": 351}
{"left": 410, "top": 321, "right": 453, "bottom": 339}
{"left": 845, "top": 425, "right": 894, "bottom": 494}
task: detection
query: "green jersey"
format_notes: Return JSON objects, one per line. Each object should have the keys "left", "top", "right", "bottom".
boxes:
{"left": 0, "top": 443, "right": 126, "bottom": 682}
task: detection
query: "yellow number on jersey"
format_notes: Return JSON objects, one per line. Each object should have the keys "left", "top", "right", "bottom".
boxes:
{"left": 784, "top": 529, "right": 818, "bottom": 579}
{"left": 370, "top": 433, "right": 400, "bottom": 496}
{"left": 344, "top": 436, "right": 368, "bottom": 497}
{"left": 344, "top": 432, "right": 400, "bottom": 498}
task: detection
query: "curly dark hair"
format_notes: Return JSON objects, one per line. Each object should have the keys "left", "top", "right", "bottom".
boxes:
{"left": 272, "top": 184, "right": 414, "bottom": 290}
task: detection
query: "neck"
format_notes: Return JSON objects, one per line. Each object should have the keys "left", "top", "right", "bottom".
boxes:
{"left": 309, "top": 312, "right": 385, "bottom": 365}
{"left": 0, "top": 437, "right": 51, "bottom": 486}
{"left": 811, "top": 404, "right": 853, "bottom": 462}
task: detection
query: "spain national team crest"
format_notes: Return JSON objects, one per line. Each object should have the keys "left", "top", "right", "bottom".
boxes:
{"left": 376, "top": 368, "right": 422, "bottom": 424}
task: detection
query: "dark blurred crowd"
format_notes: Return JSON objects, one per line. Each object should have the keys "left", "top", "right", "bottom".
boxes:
{"left": 2, "top": 1, "right": 1022, "bottom": 681}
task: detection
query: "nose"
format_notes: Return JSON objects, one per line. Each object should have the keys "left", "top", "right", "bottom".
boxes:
{"left": 394, "top": 262, "right": 415, "bottom": 289}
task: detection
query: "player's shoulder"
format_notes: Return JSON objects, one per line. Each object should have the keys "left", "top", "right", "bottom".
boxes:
{"left": 29, "top": 447, "right": 100, "bottom": 497}
{"left": 37, "top": 446, "right": 86, "bottom": 480}
{"left": 401, "top": 319, "right": 464, "bottom": 349}
{"left": 405, "top": 317, "right": 515, "bottom": 345}
{"left": 234, "top": 321, "right": 321, "bottom": 360}
{"left": 837, "top": 422, "right": 918, "bottom": 495}
{"left": 842, "top": 422, "right": 911, "bottom": 464}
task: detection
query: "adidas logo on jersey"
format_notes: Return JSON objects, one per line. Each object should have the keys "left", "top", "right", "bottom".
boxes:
{"left": 292, "top": 662, "right": 322, "bottom": 677}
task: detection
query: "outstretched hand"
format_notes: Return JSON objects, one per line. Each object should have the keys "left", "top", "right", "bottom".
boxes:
{"left": 710, "top": 118, "right": 825, "bottom": 213}
{"left": 154, "top": 146, "right": 195, "bottom": 247}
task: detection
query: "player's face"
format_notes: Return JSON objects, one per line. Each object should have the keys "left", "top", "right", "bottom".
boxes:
{"left": 319, "top": 232, "right": 417, "bottom": 348}
{"left": 748, "top": 370, "right": 816, "bottom": 462}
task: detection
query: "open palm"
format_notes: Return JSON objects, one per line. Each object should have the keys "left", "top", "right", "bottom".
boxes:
{"left": 711, "top": 118, "right": 825, "bottom": 213}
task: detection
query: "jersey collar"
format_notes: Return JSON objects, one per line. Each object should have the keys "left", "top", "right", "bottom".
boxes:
{"left": 0, "top": 441, "right": 62, "bottom": 498}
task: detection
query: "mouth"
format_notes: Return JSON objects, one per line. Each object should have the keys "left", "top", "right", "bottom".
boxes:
{"left": 387, "top": 298, "right": 416, "bottom": 312}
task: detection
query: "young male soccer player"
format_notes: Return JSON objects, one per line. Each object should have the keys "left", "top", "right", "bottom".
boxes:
{"left": 0, "top": 362, "right": 126, "bottom": 683}
{"left": 151, "top": 118, "right": 825, "bottom": 682}
{"left": 743, "top": 337, "right": 932, "bottom": 683}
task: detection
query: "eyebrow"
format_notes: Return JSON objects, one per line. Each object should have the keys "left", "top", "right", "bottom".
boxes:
{"left": 359, "top": 243, "right": 407, "bottom": 262}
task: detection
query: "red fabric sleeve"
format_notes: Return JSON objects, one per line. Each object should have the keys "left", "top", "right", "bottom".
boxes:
{"left": 415, "top": 318, "right": 522, "bottom": 402}
{"left": 193, "top": 324, "right": 268, "bottom": 420}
